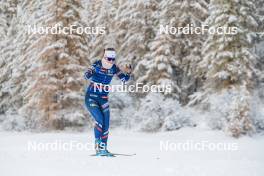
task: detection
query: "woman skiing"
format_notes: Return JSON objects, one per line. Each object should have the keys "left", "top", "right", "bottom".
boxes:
{"left": 84, "top": 48, "right": 131, "bottom": 156}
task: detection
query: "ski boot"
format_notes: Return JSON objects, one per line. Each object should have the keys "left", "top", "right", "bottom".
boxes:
{"left": 95, "top": 142, "right": 114, "bottom": 157}
{"left": 96, "top": 149, "right": 114, "bottom": 157}
{"left": 94, "top": 139, "right": 101, "bottom": 155}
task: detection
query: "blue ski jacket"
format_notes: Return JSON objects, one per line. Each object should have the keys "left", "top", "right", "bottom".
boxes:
{"left": 84, "top": 60, "right": 130, "bottom": 96}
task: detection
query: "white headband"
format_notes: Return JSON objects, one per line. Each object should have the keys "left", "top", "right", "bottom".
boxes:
{"left": 104, "top": 50, "right": 116, "bottom": 58}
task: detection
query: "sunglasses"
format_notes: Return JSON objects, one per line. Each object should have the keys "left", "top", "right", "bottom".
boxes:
{"left": 105, "top": 57, "right": 115, "bottom": 62}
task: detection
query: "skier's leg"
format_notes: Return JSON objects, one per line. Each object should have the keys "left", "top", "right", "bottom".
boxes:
{"left": 101, "top": 101, "right": 110, "bottom": 146}
{"left": 85, "top": 97, "right": 104, "bottom": 140}
{"left": 93, "top": 100, "right": 113, "bottom": 156}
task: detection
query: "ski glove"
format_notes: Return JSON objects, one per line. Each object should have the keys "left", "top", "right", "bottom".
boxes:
{"left": 84, "top": 63, "right": 96, "bottom": 80}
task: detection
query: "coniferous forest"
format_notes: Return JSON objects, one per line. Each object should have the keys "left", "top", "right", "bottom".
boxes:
{"left": 0, "top": 0, "right": 264, "bottom": 138}
{"left": 1, "top": 1, "right": 264, "bottom": 176}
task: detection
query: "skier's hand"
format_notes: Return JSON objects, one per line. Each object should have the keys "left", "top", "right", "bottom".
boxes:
{"left": 123, "top": 64, "right": 132, "bottom": 74}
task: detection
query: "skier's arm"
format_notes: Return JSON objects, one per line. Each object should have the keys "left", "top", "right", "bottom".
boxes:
{"left": 84, "top": 62, "right": 96, "bottom": 80}
{"left": 115, "top": 65, "right": 131, "bottom": 82}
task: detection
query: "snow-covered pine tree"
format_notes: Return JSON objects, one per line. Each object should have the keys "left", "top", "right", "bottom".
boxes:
{"left": 255, "top": 0, "right": 264, "bottom": 84}
{"left": 135, "top": 0, "right": 208, "bottom": 101}
{"left": 0, "top": 0, "right": 17, "bottom": 38}
{"left": 0, "top": 0, "right": 29, "bottom": 130}
{"left": 0, "top": 0, "right": 8, "bottom": 39}
{"left": 191, "top": 0, "right": 259, "bottom": 137}
{"left": 254, "top": 0, "right": 264, "bottom": 55}
{"left": 134, "top": 0, "right": 208, "bottom": 132}
{"left": 16, "top": 0, "right": 61, "bottom": 129}
{"left": 253, "top": 0, "right": 264, "bottom": 119}
{"left": 115, "top": 0, "right": 158, "bottom": 67}
{"left": 174, "top": 0, "right": 208, "bottom": 104}
{"left": 255, "top": 0, "right": 264, "bottom": 33}
{"left": 50, "top": 0, "right": 90, "bottom": 129}
{"left": 139, "top": 0, "right": 183, "bottom": 97}
{"left": 0, "top": 0, "right": 11, "bottom": 117}
{"left": 87, "top": 0, "right": 116, "bottom": 61}
{"left": 19, "top": 0, "right": 90, "bottom": 129}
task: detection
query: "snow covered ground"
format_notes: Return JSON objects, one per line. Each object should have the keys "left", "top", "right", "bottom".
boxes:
{"left": 0, "top": 128, "right": 264, "bottom": 176}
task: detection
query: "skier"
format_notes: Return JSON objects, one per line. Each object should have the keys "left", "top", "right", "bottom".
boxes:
{"left": 84, "top": 48, "right": 131, "bottom": 156}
